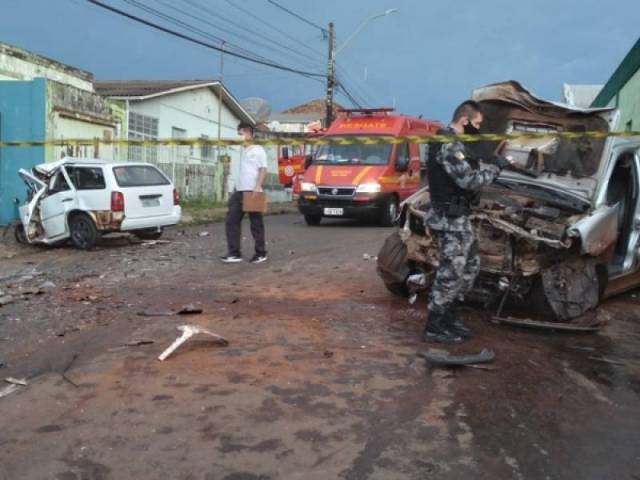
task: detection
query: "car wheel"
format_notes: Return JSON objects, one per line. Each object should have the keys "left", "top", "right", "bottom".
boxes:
{"left": 376, "top": 231, "right": 411, "bottom": 297}
{"left": 69, "top": 213, "right": 99, "bottom": 250}
{"left": 14, "top": 224, "right": 28, "bottom": 244}
{"left": 380, "top": 196, "right": 399, "bottom": 227}
{"left": 304, "top": 214, "right": 322, "bottom": 226}
{"left": 133, "top": 228, "right": 164, "bottom": 240}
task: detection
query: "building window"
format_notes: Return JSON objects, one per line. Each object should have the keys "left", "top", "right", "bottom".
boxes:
{"left": 128, "top": 112, "right": 159, "bottom": 162}
{"left": 200, "top": 135, "right": 214, "bottom": 160}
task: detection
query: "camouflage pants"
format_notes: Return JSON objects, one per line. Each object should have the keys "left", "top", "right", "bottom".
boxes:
{"left": 427, "top": 227, "right": 480, "bottom": 315}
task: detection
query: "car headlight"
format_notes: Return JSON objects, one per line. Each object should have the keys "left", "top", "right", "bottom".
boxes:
{"left": 300, "top": 181, "right": 317, "bottom": 193}
{"left": 355, "top": 183, "right": 381, "bottom": 193}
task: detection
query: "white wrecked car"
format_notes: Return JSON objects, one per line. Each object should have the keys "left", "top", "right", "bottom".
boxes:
{"left": 377, "top": 81, "right": 640, "bottom": 324}
{"left": 16, "top": 158, "right": 181, "bottom": 249}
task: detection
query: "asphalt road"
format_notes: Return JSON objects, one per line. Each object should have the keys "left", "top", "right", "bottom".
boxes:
{"left": 1, "top": 214, "right": 639, "bottom": 480}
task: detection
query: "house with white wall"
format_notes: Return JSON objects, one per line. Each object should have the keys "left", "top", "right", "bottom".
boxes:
{"left": 0, "top": 42, "right": 121, "bottom": 224}
{"left": 95, "top": 80, "right": 282, "bottom": 202}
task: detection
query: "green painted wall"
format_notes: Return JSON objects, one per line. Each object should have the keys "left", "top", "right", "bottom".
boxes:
{"left": 608, "top": 67, "right": 640, "bottom": 131}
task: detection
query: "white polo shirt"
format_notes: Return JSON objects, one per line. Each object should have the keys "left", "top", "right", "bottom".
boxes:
{"left": 235, "top": 145, "right": 267, "bottom": 192}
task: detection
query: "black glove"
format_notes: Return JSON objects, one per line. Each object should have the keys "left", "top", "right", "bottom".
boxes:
{"left": 490, "top": 155, "right": 511, "bottom": 169}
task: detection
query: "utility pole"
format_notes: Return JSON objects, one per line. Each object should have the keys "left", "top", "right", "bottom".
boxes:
{"left": 325, "top": 22, "right": 335, "bottom": 128}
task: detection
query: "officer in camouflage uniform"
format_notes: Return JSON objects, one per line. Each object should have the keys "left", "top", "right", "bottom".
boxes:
{"left": 423, "top": 101, "right": 512, "bottom": 344}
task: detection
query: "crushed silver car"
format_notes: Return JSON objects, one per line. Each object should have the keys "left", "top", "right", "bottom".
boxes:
{"left": 377, "top": 81, "right": 640, "bottom": 322}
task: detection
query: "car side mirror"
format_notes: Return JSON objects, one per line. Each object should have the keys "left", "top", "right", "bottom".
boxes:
{"left": 282, "top": 147, "right": 289, "bottom": 160}
{"left": 304, "top": 154, "right": 313, "bottom": 170}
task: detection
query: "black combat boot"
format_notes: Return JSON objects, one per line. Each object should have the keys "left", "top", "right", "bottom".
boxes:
{"left": 445, "top": 305, "right": 472, "bottom": 339}
{"left": 422, "top": 310, "right": 464, "bottom": 344}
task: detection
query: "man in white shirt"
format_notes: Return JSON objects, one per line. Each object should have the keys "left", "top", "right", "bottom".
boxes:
{"left": 221, "top": 122, "right": 268, "bottom": 264}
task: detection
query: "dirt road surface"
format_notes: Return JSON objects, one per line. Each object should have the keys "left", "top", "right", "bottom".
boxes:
{"left": 1, "top": 215, "right": 639, "bottom": 480}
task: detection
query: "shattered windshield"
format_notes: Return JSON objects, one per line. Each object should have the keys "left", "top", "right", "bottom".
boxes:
{"left": 314, "top": 143, "right": 392, "bottom": 165}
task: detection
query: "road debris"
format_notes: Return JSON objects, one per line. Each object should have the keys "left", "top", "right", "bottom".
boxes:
{"left": 141, "top": 240, "right": 172, "bottom": 247}
{"left": 420, "top": 349, "right": 495, "bottom": 367}
{"left": 492, "top": 316, "right": 601, "bottom": 332}
{"left": 4, "top": 377, "right": 27, "bottom": 386}
{"left": 0, "top": 295, "right": 14, "bottom": 306}
{"left": 588, "top": 356, "right": 626, "bottom": 366}
{"left": 38, "top": 281, "right": 56, "bottom": 290}
{"left": 158, "top": 325, "right": 229, "bottom": 361}
{"left": 0, "top": 383, "right": 20, "bottom": 398}
{"left": 177, "top": 304, "right": 203, "bottom": 315}
{"left": 362, "top": 253, "right": 378, "bottom": 261}
{"left": 62, "top": 353, "right": 79, "bottom": 387}
{"left": 137, "top": 309, "right": 175, "bottom": 317}
{"left": 199, "top": 231, "right": 210, "bottom": 237}
{"left": 125, "top": 339, "right": 155, "bottom": 347}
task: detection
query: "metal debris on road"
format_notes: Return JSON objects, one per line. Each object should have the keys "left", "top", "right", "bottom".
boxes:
{"left": 177, "top": 304, "right": 203, "bottom": 315}
{"left": 125, "top": 339, "right": 155, "bottom": 347}
{"left": 0, "top": 295, "right": 14, "bottom": 306}
{"left": 492, "top": 316, "right": 602, "bottom": 332}
{"left": 137, "top": 309, "right": 175, "bottom": 317}
{"left": 140, "top": 240, "right": 172, "bottom": 246}
{"left": 588, "top": 355, "right": 626, "bottom": 366}
{"left": 4, "top": 377, "right": 27, "bottom": 386}
{"left": 38, "top": 281, "right": 57, "bottom": 290}
{"left": 62, "top": 353, "right": 79, "bottom": 388}
{"left": 158, "top": 325, "right": 229, "bottom": 361}
{"left": 420, "top": 349, "right": 496, "bottom": 367}
{"left": 0, "top": 383, "right": 20, "bottom": 398}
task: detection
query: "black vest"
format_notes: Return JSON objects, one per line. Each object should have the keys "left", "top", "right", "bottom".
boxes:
{"left": 427, "top": 128, "right": 474, "bottom": 205}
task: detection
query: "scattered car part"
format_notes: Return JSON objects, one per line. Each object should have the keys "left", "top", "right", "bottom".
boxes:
{"left": 4, "top": 377, "right": 27, "bottom": 386}
{"left": 158, "top": 325, "right": 229, "bottom": 361}
{"left": 0, "top": 384, "right": 20, "bottom": 399}
{"left": 177, "top": 304, "right": 203, "bottom": 315}
{"left": 419, "top": 349, "right": 495, "bottom": 367}
{"left": 491, "top": 316, "right": 601, "bottom": 332}
{"left": 62, "top": 353, "right": 79, "bottom": 388}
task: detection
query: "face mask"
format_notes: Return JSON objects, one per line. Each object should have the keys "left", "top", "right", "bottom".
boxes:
{"left": 463, "top": 122, "right": 480, "bottom": 135}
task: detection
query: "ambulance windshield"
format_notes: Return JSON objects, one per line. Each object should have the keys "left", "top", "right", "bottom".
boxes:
{"left": 314, "top": 144, "right": 392, "bottom": 165}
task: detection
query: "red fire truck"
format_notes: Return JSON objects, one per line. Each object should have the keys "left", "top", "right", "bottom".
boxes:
{"left": 296, "top": 108, "right": 442, "bottom": 226}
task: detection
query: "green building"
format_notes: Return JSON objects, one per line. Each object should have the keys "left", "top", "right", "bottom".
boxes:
{"left": 591, "top": 37, "right": 640, "bottom": 131}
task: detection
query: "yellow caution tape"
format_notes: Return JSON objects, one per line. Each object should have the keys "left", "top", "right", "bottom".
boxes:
{"left": 0, "top": 130, "right": 639, "bottom": 148}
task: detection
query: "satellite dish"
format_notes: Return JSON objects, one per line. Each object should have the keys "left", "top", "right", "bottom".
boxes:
{"left": 240, "top": 97, "right": 272, "bottom": 123}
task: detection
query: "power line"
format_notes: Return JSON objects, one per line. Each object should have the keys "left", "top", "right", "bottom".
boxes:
{"left": 224, "top": 0, "right": 325, "bottom": 58}
{"left": 266, "top": 0, "right": 327, "bottom": 36}
{"left": 122, "top": 0, "right": 284, "bottom": 67}
{"left": 84, "top": 0, "right": 325, "bottom": 78}
{"left": 175, "top": 0, "right": 325, "bottom": 71}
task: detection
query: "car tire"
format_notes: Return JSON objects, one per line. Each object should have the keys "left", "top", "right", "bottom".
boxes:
{"left": 304, "top": 214, "right": 322, "bottom": 226}
{"left": 69, "top": 213, "right": 99, "bottom": 250}
{"left": 133, "top": 228, "right": 164, "bottom": 240}
{"left": 376, "top": 231, "right": 410, "bottom": 297}
{"left": 14, "top": 224, "right": 28, "bottom": 244}
{"left": 380, "top": 196, "right": 399, "bottom": 227}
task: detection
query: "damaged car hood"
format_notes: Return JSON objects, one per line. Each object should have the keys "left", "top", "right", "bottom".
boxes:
{"left": 471, "top": 81, "right": 617, "bottom": 201}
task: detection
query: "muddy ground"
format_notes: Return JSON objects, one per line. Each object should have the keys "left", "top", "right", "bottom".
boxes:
{"left": 0, "top": 214, "right": 639, "bottom": 480}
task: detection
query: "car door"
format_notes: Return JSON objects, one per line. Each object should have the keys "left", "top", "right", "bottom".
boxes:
{"left": 394, "top": 143, "right": 412, "bottom": 200}
{"left": 40, "top": 169, "right": 76, "bottom": 239}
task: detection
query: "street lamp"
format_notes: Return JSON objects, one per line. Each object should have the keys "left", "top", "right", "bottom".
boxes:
{"left": 336, "top": 9, "right": 398, "bottom": 55}
{"left": 325, "top": 8, "right": 398, "bottom": 126}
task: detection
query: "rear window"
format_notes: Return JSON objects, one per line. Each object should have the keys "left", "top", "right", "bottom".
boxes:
{"left": 65, "top": 167, "right": 106, "bottom": 190}
{"left": 112, "top": 165, "right": 170, "bottom": 187}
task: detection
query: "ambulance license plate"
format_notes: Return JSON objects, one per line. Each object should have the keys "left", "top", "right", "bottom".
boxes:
{"left": 324, "top": 207, "right": 344, "bottom": 216}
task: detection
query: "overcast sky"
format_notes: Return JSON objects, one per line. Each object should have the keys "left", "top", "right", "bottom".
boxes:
{"left": 1, "top": 0, "right": 638, "bottom": 121}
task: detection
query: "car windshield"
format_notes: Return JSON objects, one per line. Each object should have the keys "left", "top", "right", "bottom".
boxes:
{"left": 314, "top": 143, "right": 391, "bottom": 165}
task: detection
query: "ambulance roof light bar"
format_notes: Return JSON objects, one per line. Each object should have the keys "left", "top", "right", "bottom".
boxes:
{"left": 337, "top": 107, "right": 395, "bottom": 118}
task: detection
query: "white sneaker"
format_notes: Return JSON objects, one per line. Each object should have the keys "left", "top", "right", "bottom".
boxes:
{"left": 250, "top": 254, "right": 268, "bottom": 264}
{"left": 220, "top": 255, "right": 243, "bottom": 263}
